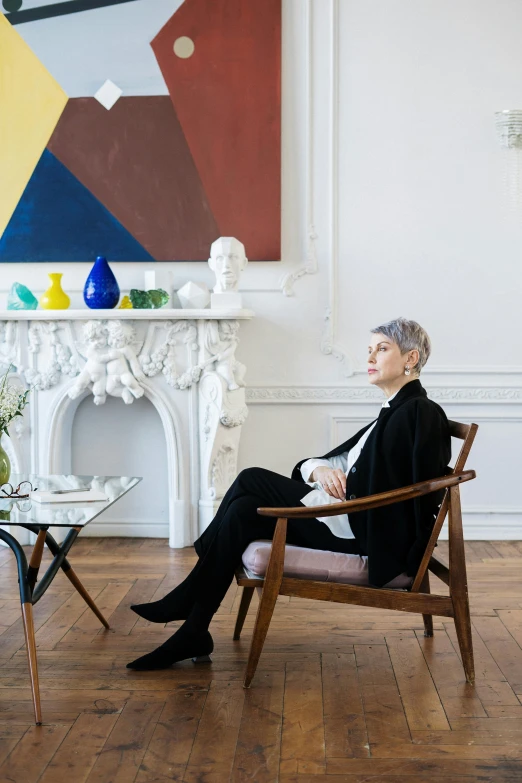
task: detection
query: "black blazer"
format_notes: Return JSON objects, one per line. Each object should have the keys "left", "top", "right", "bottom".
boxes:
{"left": 291, "top": 380, "right": 451, "bottom": 587}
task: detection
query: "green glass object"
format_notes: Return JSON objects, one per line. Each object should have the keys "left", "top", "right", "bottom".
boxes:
{"left": 130, "top": 288, "right": 169, "bottom": 309}
{"left": 0, "top": 441, "right": 10, "bottom": 486}
{"left": 148, "top": 288, "right": 169, "bottom": 308}
{"left": 129, "top": 289, "right": 151, "bottom": 309}
{"left": 7, "top": 282, "right": 38, "bottom": 310}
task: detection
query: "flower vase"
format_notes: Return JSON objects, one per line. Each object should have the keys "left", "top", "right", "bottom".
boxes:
{"left": 0, "top": 440, "right": 10, "bottom": 486}
{"left": 84, "top": 256, "right": 120, "bottom": 309}
{"left": 39, "top": 273, "right": 71, "bottom": 310}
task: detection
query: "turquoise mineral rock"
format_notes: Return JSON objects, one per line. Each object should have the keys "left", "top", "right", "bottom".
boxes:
{"left": 129, "top": 288, "right": 169, "bottom": 309}
{"left": 7, "top": 282, "right": 38, "bottom": 310}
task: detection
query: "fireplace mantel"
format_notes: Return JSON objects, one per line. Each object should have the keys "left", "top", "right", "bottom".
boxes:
{"left": 0, "top": 308, "right": 254, "bottom": 320}
{"left": 0, "top": 308, "right": 254, "bottom": 546}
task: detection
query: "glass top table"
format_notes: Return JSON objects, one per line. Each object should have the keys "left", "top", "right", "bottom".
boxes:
{"left": 0, "top": 472, "right": 141, "bottom": 725}
{"left": 0, "top": 473, "right": 142, "bottom": 527}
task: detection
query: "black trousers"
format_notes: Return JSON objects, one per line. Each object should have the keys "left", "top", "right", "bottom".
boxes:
{"left": 188, "top": 467, "right": 361, "bottom": 613}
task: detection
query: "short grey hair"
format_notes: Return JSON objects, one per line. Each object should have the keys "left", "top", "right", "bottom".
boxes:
{"left": 370, "top": 317, "right": 431, "bottom": 375}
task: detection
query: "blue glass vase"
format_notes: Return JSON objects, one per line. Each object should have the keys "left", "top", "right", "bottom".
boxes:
{"left": 83, "top": 256, "right": 120, "bottom": 309}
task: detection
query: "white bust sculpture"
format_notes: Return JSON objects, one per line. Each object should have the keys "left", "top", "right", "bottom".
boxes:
{"left": 208, "top": 237, "right": 248, "bottom": 308}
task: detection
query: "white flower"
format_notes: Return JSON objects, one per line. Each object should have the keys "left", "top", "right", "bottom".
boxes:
{"left": 0, "top": 369, "right": 30, "bottom": 436}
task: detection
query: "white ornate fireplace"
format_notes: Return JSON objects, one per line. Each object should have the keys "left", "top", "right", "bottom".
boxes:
{"left": 0, "top": 308, "right": 254, "bottom": 547}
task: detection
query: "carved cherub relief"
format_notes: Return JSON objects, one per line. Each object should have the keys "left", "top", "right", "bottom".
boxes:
{"left": 203, "top": 320, "right": 246, "bottom": 391}
{"left": 106, "top": 321, "right": 146, "bottom": 404}
{"left": 68, "top": 321, "right": 111, "bottom": 405}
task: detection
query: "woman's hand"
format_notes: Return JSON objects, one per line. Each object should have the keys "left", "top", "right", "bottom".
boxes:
{"left": 310, "top": 466, "right": 346, "bottom": 500}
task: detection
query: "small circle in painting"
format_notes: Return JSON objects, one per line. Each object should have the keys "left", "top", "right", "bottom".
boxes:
{"left": 3, "top": 0, "right": 23, "bottom": 12}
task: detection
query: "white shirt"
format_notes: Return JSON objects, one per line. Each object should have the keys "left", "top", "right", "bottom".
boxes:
{"left": 299, "top": 391, "right": 398, "bottom": 539}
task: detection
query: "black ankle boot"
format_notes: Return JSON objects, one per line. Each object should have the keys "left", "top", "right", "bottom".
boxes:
{"left": 126, "top": 629, "right": 214, "bottom": 671}
{"left": 130, "top": 595, "right": 193, "bottom": 623}
{"left": 130, "top": 575, "right": 199, "bottom": 623}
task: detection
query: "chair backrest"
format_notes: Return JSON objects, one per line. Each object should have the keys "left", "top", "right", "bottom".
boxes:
{"left": 410, "top": 420, "right": 478, "bottom": 592}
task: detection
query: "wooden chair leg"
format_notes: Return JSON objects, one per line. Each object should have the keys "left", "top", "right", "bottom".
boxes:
{"left": 233, "top": 586, "right": 254, "bottom": 640}
{"left": 448, "top": 485, "right": 475, "bottom": 684}
{"left": 63, "top": 566, "right": 110, "bottom": 629}
{"left": 243, "top": 517, "right": 287, "bottom": 689}
{"left": 453, "top": 592, "right": 475, "bottom": 684}
{"left": 420, "top": 571, "right": 434, "bottom": 637}
{"left": 244, "top": 584, "right": 280, "bottom": 688}
{"left": 21, "top": 602, "right": 42, "bottom": 725}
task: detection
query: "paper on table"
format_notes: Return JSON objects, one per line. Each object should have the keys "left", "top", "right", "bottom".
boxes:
{"left": 31, "top": 489, "right": 108, "bottom": 504}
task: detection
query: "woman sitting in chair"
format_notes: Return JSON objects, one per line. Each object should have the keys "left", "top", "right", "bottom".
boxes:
{"left": 128, "top": 317, "right": 451, "bottom": 670}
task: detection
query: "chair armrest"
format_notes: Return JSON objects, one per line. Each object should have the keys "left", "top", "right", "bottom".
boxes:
{"left": 256, "top": 469, "right": 476, "bottom": 518}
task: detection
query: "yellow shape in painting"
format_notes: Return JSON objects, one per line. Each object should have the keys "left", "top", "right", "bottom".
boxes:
{"left": 0, "top": 14, "right": 67, "bottom": 236}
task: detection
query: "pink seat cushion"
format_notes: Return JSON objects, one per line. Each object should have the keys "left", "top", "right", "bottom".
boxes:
{"left": 242, "top": 540, "right": 412, "bottom": 589}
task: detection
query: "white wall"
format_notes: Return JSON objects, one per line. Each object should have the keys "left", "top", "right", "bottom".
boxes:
{"left": 2, "top": 0, "right": 522, "bottom": 538}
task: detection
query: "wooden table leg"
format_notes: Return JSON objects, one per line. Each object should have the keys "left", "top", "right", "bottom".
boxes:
{"left": 27, "top": 529, "right": 47, "bottom": 592}
{"left": 21, "top": 602, "right": 42, "bottom": 725}
{"left": 63, "top": 565, "right": 110, "bottom": 629}
{"left": 0, "top": 527, "right": 43, "bottom": 724}
{"left": 32, "top": 527, "right": 110, "bottom": 630}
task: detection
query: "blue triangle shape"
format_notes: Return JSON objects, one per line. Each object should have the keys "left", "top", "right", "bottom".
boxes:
{"left": 0, "top": 149, "right": 155, "bottom": 262}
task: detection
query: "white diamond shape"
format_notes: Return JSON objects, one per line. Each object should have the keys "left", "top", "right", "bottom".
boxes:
{"left": 177, "top": 281, "right": 210, "bottom": 309}
{"left": 94, "top": 79, "right": 123, "bottom": 111}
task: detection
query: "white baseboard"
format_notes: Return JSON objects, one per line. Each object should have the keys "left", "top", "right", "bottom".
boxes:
{"left": 80, "top": 521, "right": 170, "bottom": 538}
{"left": 438, "top": 511, "right": 522, "bottom": 540}
{"left": 67, "top": 512, "right": 522, "bottom": 543}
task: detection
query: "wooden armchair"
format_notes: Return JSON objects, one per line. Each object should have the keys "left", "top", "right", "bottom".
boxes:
{"left": 234, "top": 420, "right": 478, "bottom": 687}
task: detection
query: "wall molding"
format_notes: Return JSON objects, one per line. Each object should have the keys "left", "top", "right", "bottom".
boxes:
{"left": 70, "top": 514, "right": 522, "bottom": 542}
{"left": 353, "top": 367, "right": 522, "bottom": 376}
{"left": 319, "top": 0, "right": 355, "bottom": 377}
{"left": 280, "top": 0, "right": 319, "bottom": 297}
{"left": 441, "top": 514, "right": 522, "bottom": 541}
{"left": 246, "top": 385, "right": 522, "bottom": 404}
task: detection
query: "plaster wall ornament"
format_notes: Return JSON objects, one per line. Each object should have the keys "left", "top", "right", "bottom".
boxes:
{"left": 220, "top": 406, "right": 249, "bottom": 427}
{"left": 140, "top": 321, "right": 200, "bottom": 389}
{"left": 25, "top": 322, "right": 78, "bottom": 391}
{"left": 210, "top": 443, "right": 237, "bottom": 500}
{"left": 0, "top": 321, "right": 19, "bottom": 373}
{"left": 106, "top": 320, "right": 146, "bottom": 404}
{"left": 245, "top": 385, "right": 522, "bottom": 404}
{"left": 68, "top": 320, "right": 146, "bottom": 404}
{"left": 280, "top": 224, "right": 319, "bottom": 297}
{"left": 68, "top": 321, "right": 111, "bottom": 405}
{"left": 202, "top": 320, "right": 246, "bottom": 391}
{"left": 208, "top": 237, "right": 248, "bottom": 309}
{"left": 198, "top": 371, "right": 245, "bottom": 516}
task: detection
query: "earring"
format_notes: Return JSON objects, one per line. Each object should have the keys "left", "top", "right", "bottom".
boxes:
{"left": 404, "top": 366, "right": 411, "bottom": 376}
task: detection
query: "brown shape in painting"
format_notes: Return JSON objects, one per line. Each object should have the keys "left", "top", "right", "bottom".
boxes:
{"left": 47, "top": 96, "right": 219, "bottom": 261}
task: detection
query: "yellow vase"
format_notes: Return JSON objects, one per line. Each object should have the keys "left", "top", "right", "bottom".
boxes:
{"left": 39, "top": 273, "right": 70, "bottom": 310}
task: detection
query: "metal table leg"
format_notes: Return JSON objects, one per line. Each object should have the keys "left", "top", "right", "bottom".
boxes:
{"left": 0, "top": 524, "right": 111, "bottom": 725}
{"left": 0, "top": 528, "right": 42, "bottom": 725}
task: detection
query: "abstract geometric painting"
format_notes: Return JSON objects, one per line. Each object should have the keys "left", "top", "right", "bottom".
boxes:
{"left": 0, "top": 0, "right": 281, "bottom": 261}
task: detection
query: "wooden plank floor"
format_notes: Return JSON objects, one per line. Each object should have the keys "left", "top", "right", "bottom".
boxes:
{"left": 1, "top": 539, "right": 522, "bottom": 781}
